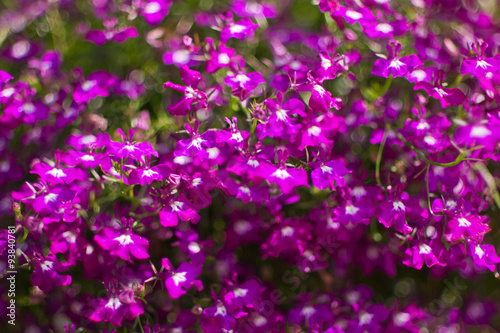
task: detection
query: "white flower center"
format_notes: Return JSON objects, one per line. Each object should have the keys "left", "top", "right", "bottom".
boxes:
{"left": 229, "top": 24, "right": 246, "bottom": 34}
{"left": 105, "top": 297, "right": 122, "bottom": 310}
{"left": 274, "top": 108, "right": 288, "bottom": 121}
{"left": 352, "top": 186, "right": 367, "bottom": 198}
{"left": 188, "top": 137, "right": 205, "bottom": 150}
{"left": 359, "top": 312, "right": 374, "bottom": 325}
{"left": 215, "top": 304, "right": 227, "bottom": 316}
{"left": 301, "top": 306, "right": 316, "bottom": 318}
{"left": 475, "top": 245, "right": 485, "bottom": 258}
{"left": 424, "top": 135, "right": 437, "bottom": 146}
{"left": 172, "top": 50, "right": 190, "bottom": 64}
{"left": 218, "top": 53, "right": 231, "bottom": 64}
{"left": 345, "top": 10, "right": 362, "bottom": 20}
{"left": 321, "top": 165, "right": 333, "bottom": 173}
{"left": 172, "top": 272, "right": 187, "bottom": 286}
{"left": 44, "top": 193, "right": 59, "bottom": 203}
{"left": 376, "top": 23, "right": 393, "bottom": 33}
{"left": 434, "top": 88, "right": 449, "bottom": 97}
{"left": 143, "top": 169, "right": 158, "bottom": 177}
{"left": 476, "top": 60, "right": 491, "bottom": 70}
{"left": 22, "top": 102, "right": 35, "bottom": 114}
{"left": 419, "top": 244, "right": 432, "bottom": 254}
{"left": 192, "top": 177, "right": 202, "bottom": 187}
{"left": 171, "top": 201, "right": 184, "bottom": 212}
{"left": 233, "top": 288, "right": 248, "bottom": 297}
{"left": 272, "top": 169, "right": 291, "bottom": 180}
{"left": 239, "top": 186, "right": 251, "bottom": 194}
{"left": 47, "top": 168, "right": 66, "bottom": 178}
{"left": 345, "top": 205, "right": 360, "bottom": 215}
{"left": 392, "top": 201, "right": 406, "bottom": 211}
{"left": 394, "top": 312, "right": 410, "bottom": 326}
{"left": 81, "top": 80, "right": 96, "bottom": 92}
{"left": 281, "top": 226, "right": 294, "bottom": 236}
{"left": 308, "top": 126, "right": 321, "bottom": 136}
{"left": 114, "top": 234, "right": 134, "bottom": 245}
{"left": 389, "top": 59, "right": 405, "bottom": 69}
{"left": 458, "top": 217, "right": 471, "bottom": 227}
{"left": 470, "top": 126, "right": 491, "bottom": 138}
{"left": 41, "top": 261, "right": 54, "bottom": 271}
{"left": 188, "top": 242, "right": 201, "bottom": 253}
{"left": 247, "top": 159, "right": 259, "bottom": 167}
{"left": 144, "top": 2, "right": 161, "bottom": 14}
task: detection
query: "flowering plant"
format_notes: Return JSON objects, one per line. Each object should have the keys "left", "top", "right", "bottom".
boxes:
{"left": 2, "top": 0, "right": 500, "bottom": 332}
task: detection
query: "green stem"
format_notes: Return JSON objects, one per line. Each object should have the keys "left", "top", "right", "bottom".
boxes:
{"left": 394, "top": 130, "right": 482, "bottom": 167}
{"left": 473, "top": 162, "right": 500, "bottom": 210}
{"left": 425, "top": 164, "right": 436, "bottom": 216}
{"left": 375, "top": 129, "right": 388, "bottom": 187}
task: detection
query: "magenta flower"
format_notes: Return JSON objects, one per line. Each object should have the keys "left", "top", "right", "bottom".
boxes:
{"left": 141, "top": 0, "right": 173, "bottom": 26}
{"left": 30, "top": 253, "right": 72, "bottom": 292}
{"left": 310, "top": 156, "right": 350, "bottom": 190}
{"left": 461, "top": 41, "right": 500, "bottom": 77}
{"left": 269, "top": 150, "right": 309, "bottom": 194}
{"left": 224, "top": 63, "right": 265, "bottom": 100}
{"left": 372, "top": 40, "right": 422, "bottom": 78}
{"left": 94, "top": 220, "right": 150, "bottom": 262}
{"left": 158, "top": 193, "right": 200, "bottom": 227}
{"left": 164, "top": 65, "right": 208, "bottom": 115}
{"left": 375, "top": 183, "right": 428, "bottom": 235}
{"left": 414, "top": 70, "right": 466, "bottom": 108}
{"left": 219, "top": 11, "right": 259, "bottom": 43}
{"left": 161, "top": 258, "right": 203, "bottom": 299}
{"left": 174, "top": 120, "right": 217, "bottom": 160}
{"left": 403, "top": 239, "right": 446, "bottom": 270}
{"left": 108, "top": 128, "right": 158, "bottom": 161}
{"left": 88, "top": 281, "right": 144, "bottom": 326}
{"left": 467, "top": 240, "right": 500, "bottom": 272}
{"left": 72, "top": 70, "right": 115, "bottom": 104}
{"left": 85, "top": 19, "right": 138, "bottom": 46}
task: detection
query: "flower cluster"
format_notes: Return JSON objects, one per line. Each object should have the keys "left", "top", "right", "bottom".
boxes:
{"left": 2, "top": 0, "right": 500, "bottom": 332}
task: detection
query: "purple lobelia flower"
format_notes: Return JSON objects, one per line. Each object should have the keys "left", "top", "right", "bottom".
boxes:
{"left": 88, "top": 280, "right": 144, "bottom": 326}
{"left": 414, "top": 69, "right": 466, "bottom": 108}
{"left": 85, "top": 18, "right": 138, "bottom": 46}
{"left": 164, "top": 65, "right": 208, "bottom": 115}
{"left": 332, "top": 188, "right": 375, "bottom": 226}
{"left": 201, "top": 290, "right": 248, "bottom": 333}
{"left": 467, "top": 240, "right": 500, "bottom": 272}
{"left": 94, "top": 217, "right": 149, "bottom": 262}
{"left": 160, "top": 258, "right": 203, "bottom": 299}
{"left": 216, "top": 117, "right": 250, "bottom": 148}
{"left": 310, "top": 152, "right": 350, "bottom": 191}
{"left": 372, "top": 40, "right": 422, "bottom": 78}
{"left": 30, "top": 253, "right": 72, "bottom": 292}
{"left": 205, "top": 38, "right": 242, "bottom": 73}
{"left": 108, "top": 128, "right": 158, "bottom": 161}
{"left": 231, "top": 0, "right": 277, "bottom": 19}
{"left": 157, "top": 192, "right": 200, "bottom": 227}
{"left": 224, "top": 60, "right": 265, "bottom": 100}
{"left": 461, "top": 40, "right": 500, "bottom": 78}
{"left": 140, "top": 0, "right": 173, "bottom": 26}
{"left": 445, "top": 210, "right": 490, "bottom": 244}
{"left": 128, "top": 158, "right": 171, "bottom": 185}
{"left": 219, "top": 11, "right": 259, "bottom": 43}
{"left": 256, "top": 93, "right": 303, "bottom": 140}
{"left": 72, "top": 70, "right": 115, "bottom": 104}
{"left": 30, "top": 150, "right": 87, "bottom": 185}
{"left": 174, "top": 120, "right": 217, "bottom": 160}
{"left": 403, "top": 239, "right": 446, "bottom": 270}
{"left": 268, "top": 149, "right": 309, "bottom": 194}
{"left": 375, "top": 183, "right": 428, "bottom": 235}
